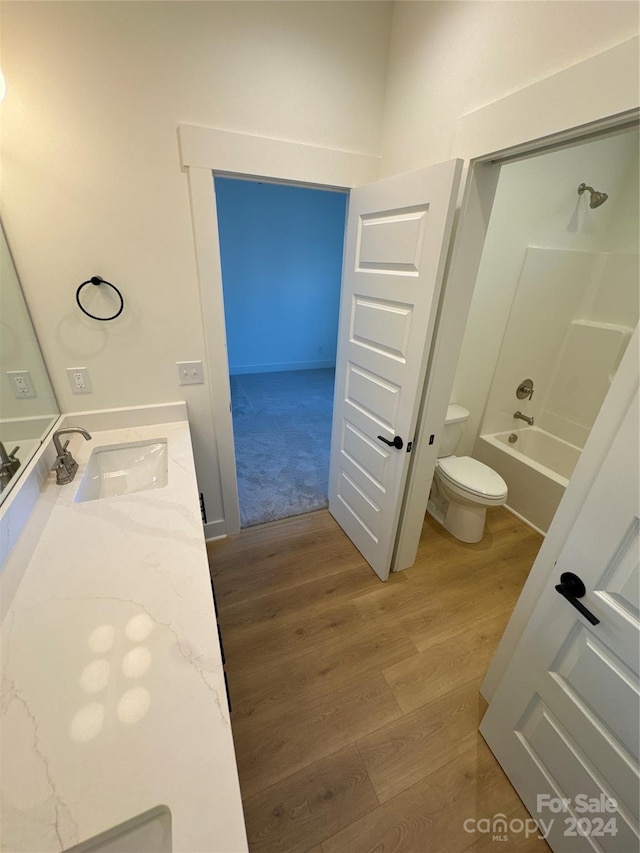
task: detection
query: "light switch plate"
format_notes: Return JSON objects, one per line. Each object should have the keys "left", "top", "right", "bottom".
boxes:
{"left": 7, "top": 370, "right": 36, "bottom": 399}
{"left": 177, "top": 361, "right": 204, "bottom": 385}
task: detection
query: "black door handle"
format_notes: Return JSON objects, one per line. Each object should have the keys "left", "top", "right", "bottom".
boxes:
{"left": 378, "top": 435, "right": 403, "bottom": 450}
{"left": 554, "top": 572, "right": 600, "bottom": 626}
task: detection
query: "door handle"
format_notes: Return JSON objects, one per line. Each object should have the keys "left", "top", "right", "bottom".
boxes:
{"left": 554, "top": 572, "right": 600, "bottom": 626}
{"left": 378, "top": 435, "right": 403, "bottom": 450}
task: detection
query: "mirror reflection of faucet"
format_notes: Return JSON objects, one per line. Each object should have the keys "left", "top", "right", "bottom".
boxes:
{"left": 52, "top": 428, "right": 92, "bottom": 485}
{"left": 514, "top": 411, "right": 534, "bottom": 426}
{"left": 0, "top": 441, "right": 21, "bottom": 492}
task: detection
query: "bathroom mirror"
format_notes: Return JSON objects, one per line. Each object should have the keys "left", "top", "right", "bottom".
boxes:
{"left": 0, "top": 221, "right": 60, "bottom": 503}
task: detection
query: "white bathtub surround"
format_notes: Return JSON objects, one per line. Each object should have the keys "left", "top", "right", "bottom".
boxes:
{"left": 475, "top": 426, "right": 582, "bottom": 534}
{"left": 539, "top": 318, "right": 632, "bottom": 447}
{"left": 0, "top": 405, "right": 248, "bottom": 852}
{"left": 470, "top": 246, "right": 638, "bottom": 533}
{"left": 481, "top": 247, "right": 637, "bottom": 442}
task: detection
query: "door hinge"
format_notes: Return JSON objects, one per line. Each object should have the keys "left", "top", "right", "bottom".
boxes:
{"left": 199, "top": 492, "right": 208, "bottom": 524}
{"left": 406, "top": 441, "right": 413, "bottom": 453}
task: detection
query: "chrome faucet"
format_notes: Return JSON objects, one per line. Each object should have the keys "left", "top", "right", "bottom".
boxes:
{"left": 52, "top": 428, "right": 92, "bottom": 485}
{"left": 513, "top": 411, "right": 534, "bottom": 426}
{"left": 0, "top": 441, "right": 21, "bottom": 492}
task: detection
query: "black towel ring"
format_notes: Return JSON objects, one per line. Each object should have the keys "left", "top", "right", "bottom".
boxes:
{"left": 76, "top": 276, "right": 124, "bottom": 321}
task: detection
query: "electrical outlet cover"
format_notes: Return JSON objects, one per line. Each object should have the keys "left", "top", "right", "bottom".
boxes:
{"left": 7, "top": 370, "right": 36, "bottom": 399}
{"left": 67, "top": 367, "right": 93, "bottom": 394}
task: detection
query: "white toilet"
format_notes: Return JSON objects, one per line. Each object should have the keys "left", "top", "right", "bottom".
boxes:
{"left": 427, "top": 404, "right": 508, "bottom": 543}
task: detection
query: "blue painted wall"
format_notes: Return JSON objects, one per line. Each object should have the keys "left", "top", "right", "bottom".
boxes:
{"left": 214, "top": 177, "right": 347, "bottom": 375}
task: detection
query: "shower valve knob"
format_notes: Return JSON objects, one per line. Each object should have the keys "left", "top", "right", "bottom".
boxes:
{"left": 516, "top": 379, "right": 534, "bottom": 400}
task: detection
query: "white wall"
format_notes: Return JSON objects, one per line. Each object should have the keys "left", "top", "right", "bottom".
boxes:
{"left": 451, "top": 129, "right": 639, "bottom": 456}
{"left": 380, "top": 1, "right": 639, "bottom": 174}
{"left": 0, "top": 1, "right": 393, "bottom": 527}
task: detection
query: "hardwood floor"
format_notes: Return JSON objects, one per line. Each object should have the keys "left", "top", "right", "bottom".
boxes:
{"left": 207, "top": 507, "right": 551, "bottom": 853}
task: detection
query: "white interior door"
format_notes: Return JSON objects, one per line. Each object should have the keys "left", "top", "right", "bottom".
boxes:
{"left": 328, "top": 160, "right": 462, "bottom": 580}
{"left": 480, "top": 386, "right": 639, "bottom": 852}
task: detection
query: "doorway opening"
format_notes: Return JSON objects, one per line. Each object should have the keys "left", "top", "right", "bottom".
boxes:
{"left": 393, "top": 115, "right": 640, "bottom": 574}
{"left": 213, "top": 176, "right": 348, "bottom": 527}
{"left": 451, "top": 123, "right": 638, "bottom": 543}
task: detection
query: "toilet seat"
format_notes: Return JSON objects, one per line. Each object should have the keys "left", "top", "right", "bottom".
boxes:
{"left": 437, "top": 456, "right": 507, "bottom": 502}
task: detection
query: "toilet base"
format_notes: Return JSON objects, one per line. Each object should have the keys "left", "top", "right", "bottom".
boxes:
{"left": 443, "top": 501, "right": 486, "bottom": 543}
{"left": 426, "top": 497, "right": 445, "bottom": 527}
{"left": 427, "top": 474, "right": 497, "bottom": 543}
{"left": 427, "top": 483, "right": 488, "bottom": 543}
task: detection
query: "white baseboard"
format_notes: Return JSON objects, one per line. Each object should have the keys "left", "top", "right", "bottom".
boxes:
{"left": 229, "top": 361, "right": 335, "bottom": 375}
{"left": 204, "top": 519, "right": 227, "bottom": 541}
{"left": 503, "top": 503, "right": 546, "bottom": 537}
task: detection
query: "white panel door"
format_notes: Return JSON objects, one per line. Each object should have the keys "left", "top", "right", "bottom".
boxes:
{"left": 328, "top": 161, "right": 462, "bottom": 580}
{"left": 480, "top": 387, "right": 639, "bottom": 852}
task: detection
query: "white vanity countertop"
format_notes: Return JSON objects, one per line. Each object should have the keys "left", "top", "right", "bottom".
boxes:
{"left": 0, "top": 414, "right": 248, "bottom": 852}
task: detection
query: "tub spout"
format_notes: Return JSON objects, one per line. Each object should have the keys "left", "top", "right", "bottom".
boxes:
{"left": 514, "top": 411, "right": 534, "bottom": 426}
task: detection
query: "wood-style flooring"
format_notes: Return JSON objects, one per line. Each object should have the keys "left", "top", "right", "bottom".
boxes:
{"left": 207, "top": 507, "right": 551, "bottom": 853}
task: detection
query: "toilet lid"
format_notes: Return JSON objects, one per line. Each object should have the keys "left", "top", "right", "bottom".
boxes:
{"left": 438, "top": 456, "right": 508, "bottom": 499}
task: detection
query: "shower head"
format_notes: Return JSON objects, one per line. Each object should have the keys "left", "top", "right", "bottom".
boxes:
{"left": 578, "top": 182, "right": 608, "bottom": 209}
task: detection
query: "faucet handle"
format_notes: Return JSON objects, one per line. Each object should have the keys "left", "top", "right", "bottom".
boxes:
{"left": 516, "top": 378, "right": 534, "bottom": 400}
{"left": 9, "top": 446, "right": 20, "bottom": 458}
{"left": 51, "top": 427, "right": 90, "bottom": 484}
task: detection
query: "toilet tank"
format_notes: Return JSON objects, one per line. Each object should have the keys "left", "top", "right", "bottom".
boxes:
{"left": 438, "top": 404, "right": 470, "bottom": 457}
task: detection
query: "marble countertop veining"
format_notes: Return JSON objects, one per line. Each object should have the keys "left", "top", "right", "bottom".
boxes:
{"left": 0, "top": 413, "right": 248, "bottom": 853}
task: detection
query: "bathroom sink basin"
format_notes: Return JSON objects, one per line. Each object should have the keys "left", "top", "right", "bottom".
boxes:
{"left": 63, "top": 805, "right": 172, "bottom": 852}
{"left": 75, "top": 439, "right": 168, "bottom": 502}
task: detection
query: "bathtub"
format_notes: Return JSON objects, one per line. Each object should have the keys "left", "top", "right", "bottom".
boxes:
{"left": 473, "top": 427, "right": 582, "bottom": 534}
